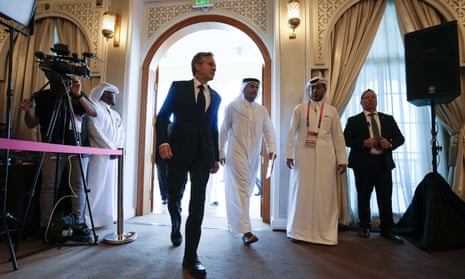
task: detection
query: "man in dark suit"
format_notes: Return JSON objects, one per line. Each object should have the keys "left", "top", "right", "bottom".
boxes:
{"left": 344, "top": 89, "right": 405, "bottom": 244}
{"left": 156, "top": 52, "right": 221, "bottom": 278}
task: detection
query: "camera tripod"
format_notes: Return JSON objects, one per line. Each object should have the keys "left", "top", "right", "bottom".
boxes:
{"left": 17, "top": 71, "right": 98, "bottom": 250}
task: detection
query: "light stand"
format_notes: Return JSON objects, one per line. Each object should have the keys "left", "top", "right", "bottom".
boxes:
{"left": 429, "top": 101, "right": 441, "bottom": 174}
{"left": 1, "top": 1, "right": 36, "bottom": 270}
{"left": 0, "top": 25, "right": 31, "bottom": 272}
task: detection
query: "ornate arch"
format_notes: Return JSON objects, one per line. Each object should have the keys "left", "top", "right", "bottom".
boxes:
{"left": 136, "top": 14, "right": 272, "bottom": 216}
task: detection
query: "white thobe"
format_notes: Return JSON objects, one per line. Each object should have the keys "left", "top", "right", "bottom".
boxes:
{"left": 86, "top": 102, "right": 125, "bottom": 227}
{"left": 285, "top": 101, "right": 347, "bottom": 245}
{"left": 220, "top": 99, "right": 276, "bottom": 233}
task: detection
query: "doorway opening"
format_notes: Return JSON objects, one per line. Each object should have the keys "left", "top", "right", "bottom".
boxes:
{"left": 150, "top": 28, "right": 264, "bottom": 220}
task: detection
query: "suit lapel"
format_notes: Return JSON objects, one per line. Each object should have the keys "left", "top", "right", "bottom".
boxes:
{"left": 359, "top": 112, "right": 370, "bottom": 137}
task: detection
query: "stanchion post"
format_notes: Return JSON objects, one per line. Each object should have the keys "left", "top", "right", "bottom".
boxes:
{"left": 103, "top": 148, "right": 137, "bottom": 244}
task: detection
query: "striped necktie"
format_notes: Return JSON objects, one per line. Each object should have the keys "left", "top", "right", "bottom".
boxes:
{"left": 369, "top": 112, "right": 381, "bottom": 149}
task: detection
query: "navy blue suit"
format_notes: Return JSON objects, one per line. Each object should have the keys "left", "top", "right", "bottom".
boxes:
{"left": 344, "top": 112, "right": 404, "bottom": 233}
{"left": 156, "top": 79, "right": 221, "bottom": 262}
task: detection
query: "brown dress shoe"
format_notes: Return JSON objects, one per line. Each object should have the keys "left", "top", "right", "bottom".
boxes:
{"left": 242, "top": 232, "right": 259, "bottom": 245}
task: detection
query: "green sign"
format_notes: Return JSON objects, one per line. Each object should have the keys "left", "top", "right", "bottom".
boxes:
{"left": 194, "top": 0, "right": 211, "bottom": 5}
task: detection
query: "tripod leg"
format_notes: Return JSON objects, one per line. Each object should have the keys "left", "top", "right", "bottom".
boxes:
{"left": 2, "top": 143, "right": 20, "bottom": 270}
{"left": 1, "top": 215, "right": 19, "bottom": 270}
{"left": 63, "top": 89, "right": 98, "bottom": 244}
{"left": 17, "top": 98, "right": 64, "bottom": 246}
{"left": 76, "top": 154, "right": 99, "bottom": 244}
{"left": 16, "top": 151, "right": 46, "bottom": 248}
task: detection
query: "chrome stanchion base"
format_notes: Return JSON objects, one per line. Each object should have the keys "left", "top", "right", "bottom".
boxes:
{"left": 103, "top": 149, "right": 137, "bottom": 245}
{"left": 103, "top": 231, "right": 137, "bottom": 245}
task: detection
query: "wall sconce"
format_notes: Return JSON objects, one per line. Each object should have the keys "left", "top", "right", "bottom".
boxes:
{"left": 287, "top": 0, "right": 301, "bottom": 39}
{"left": 102, "top": 10, "right": 120, "bottom": 47}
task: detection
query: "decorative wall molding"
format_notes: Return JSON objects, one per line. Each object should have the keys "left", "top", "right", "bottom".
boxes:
{"left": 144, "top": 0, "right": 271, "bottom": 44}
{"left": 445, "top": 0, "right": 465, "bottom": 23}
{"left": 313, "top": 0, "right": 341, "bottom": 66}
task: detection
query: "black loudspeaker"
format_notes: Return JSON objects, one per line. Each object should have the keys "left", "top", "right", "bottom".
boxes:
{"left": 405, "top": 21, "right": 460, "bottom": 106}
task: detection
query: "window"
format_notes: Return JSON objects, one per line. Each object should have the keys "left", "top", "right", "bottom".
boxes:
{"left": 341, "top": 1, "right": 432, "bottom": 222}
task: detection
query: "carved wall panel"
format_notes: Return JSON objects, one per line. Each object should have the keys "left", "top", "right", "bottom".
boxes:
{"left": 143, "top": 0, "right": 272, "bottom": 45}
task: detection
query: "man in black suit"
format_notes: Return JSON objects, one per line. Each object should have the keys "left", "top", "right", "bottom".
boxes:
{"left": 343, "top": 89, "right": 405, "bottom": 244}
{"left": 156, "top": 52, "right": 221, "bottom": 278}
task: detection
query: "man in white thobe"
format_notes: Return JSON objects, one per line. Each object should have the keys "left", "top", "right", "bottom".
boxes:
{"left": 285, "top": 77, "right": 347, "bottom": 245}
{"left": 219, "top": 78, "right": 276, "bottom": 245}
{"left": 86, "top": 82, "right": 125, "bottom": 227}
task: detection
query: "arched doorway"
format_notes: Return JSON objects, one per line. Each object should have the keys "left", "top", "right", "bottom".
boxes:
{"left": 138, "top": 15, "right": 272, "bottom": 222}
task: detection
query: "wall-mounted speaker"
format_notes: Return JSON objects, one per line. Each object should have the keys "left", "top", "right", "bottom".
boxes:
{"left": 405, "top": 21, "right": 460, "bottom": 106}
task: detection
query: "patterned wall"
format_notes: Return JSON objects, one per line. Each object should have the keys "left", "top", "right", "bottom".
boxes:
{"left": 143, "top": 0, "right": 272, "bottom": 43}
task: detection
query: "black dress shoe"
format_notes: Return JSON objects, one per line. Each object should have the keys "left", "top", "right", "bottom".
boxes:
{"left": 358, "top": 228, "right": 370, "bottom": 238}
{"left": 182, "top": 259, "right": 206, "bottom": 278}
{"left": 170, "top": 231, "right": 182, "bottom": 247}
{"left": 380, "top": 232, "right": 404, "bottom": 244}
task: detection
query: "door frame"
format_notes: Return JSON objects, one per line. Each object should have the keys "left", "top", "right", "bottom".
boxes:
{"left": 137, "top": 14, "right": 272, "bottom": 223}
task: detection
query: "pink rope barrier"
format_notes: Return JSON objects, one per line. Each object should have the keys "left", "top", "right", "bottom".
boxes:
{"left": 0, "top": 138, "right": 122, "bottom": 156}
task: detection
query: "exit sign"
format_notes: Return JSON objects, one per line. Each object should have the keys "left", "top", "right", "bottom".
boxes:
{"left": 193, "top": 0, "right": 213, "bottom": 11}
{"left": 194, "top": 0, "right": 211, "bottom": 5}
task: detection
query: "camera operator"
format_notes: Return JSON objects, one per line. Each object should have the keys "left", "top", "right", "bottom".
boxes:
{"left": 18, "top": 77, "right": 96, "bottom": 242}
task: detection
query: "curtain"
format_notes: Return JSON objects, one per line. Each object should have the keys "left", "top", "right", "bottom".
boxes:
{"left": 438, "top": 76, "right": 465, "bottom": 200}
{"left": 341, "top": 1, "right": 433, "bottom": 227}
{"left": 0, "top": 17, "right": 90, "bottom": 141}
{"left": 54, "top": 18, "right": 92, "bottom": 94}
{"left": 1, "top": 18, "right": 54, "bottom": 141}
{"left": 394, "top": 0, "right": 465, "bottom": 201}
{"left": 327, "top": 0, "right": 387, "bottom": 225}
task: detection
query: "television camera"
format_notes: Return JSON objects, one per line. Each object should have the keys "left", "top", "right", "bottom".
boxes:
{"left": 34, "top": 43, "right": 95, "bottom": 96}
{"left": 35, "top": 43, "right": 94, "bottom": 81}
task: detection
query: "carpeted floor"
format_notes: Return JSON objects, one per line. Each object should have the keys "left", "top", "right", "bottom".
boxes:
{"left": 1, "top": 213, "right": 465, "bottom": 279}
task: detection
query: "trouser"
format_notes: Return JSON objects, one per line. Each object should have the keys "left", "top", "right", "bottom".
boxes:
{"left": 167, "top": 153, "right": 210, "bottom": 262}
{"left": 40, "top": 152, "right": 88, "bottom": 227}
{"left": 353, "top": 155, "right": 394, "bottom": 233}
{"left": 156, "top": 158, "right": 169, "bottom": 201}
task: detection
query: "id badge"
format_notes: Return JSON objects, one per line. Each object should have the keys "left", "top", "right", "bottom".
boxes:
{"left": 69, "top": 116, "right": 82, "bottom": 133}
{"left": 305, "top": 131, "right": 318, "bottom": 147}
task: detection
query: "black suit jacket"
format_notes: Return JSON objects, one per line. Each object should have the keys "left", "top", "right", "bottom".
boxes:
{"left": 156, "top": 79, "right": 221, "bottom": 168}
{"left": 344, "top": 112, "right": 404, "bottom": 171}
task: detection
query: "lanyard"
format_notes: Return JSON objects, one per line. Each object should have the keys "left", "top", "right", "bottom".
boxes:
{"left": 306, "top": 101, "right": 324, "bottom": 129}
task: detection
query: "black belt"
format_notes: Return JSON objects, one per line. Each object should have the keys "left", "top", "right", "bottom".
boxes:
{"left": 369, "top": 153, "right": 384, "bottom": 157}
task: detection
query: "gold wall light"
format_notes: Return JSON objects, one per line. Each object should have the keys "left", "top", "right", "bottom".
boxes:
{"left": 102, "top": 10, "right": 120, "bottom": 47}
{"left": 287, "top": 0, "right": 301, "bottom": 39}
